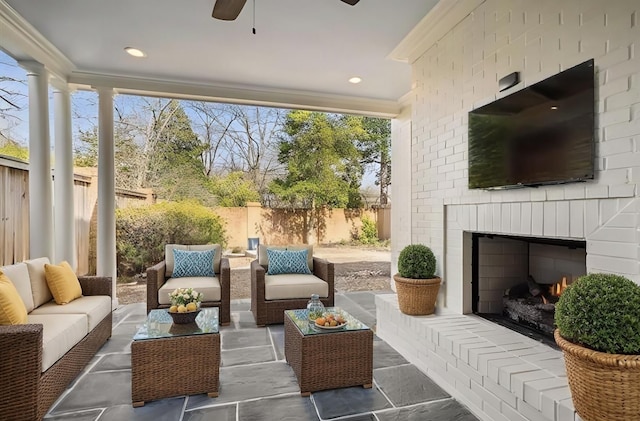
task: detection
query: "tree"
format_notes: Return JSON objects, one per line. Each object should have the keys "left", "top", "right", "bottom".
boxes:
{"left": 0, "top": 135, "right": 28, "bottom": 160}
{"left": 209, "top": 171, "right": 261, "bottom": 207}
{"left": 270, "top": 110, "right": 363, "bottom": 210}
{"left": 187, "top": 102, "right": 283, "bottom": 200}
{"left": 347, "top": 116, "right": 391, "bottom": 205}
{"left": 0, "top": 55, "right": 27, "bottom": 141}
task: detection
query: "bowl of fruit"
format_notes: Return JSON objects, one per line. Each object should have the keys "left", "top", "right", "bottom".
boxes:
{"left": 314, "top": 312, "right": 347, "bottom": 330}
{"left": 167, "top": 288, "right": 203, "bottom": 324}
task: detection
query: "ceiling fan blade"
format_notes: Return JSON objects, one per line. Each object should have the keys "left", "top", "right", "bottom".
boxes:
{"left": 212, "top": 0, "right": 247, "bottom": 20}
{"left": 341, "top": 0, "right": 360, "bottom": 5}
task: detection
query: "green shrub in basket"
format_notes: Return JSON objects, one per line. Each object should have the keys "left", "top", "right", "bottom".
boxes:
{"left": 555, "top": 273, "right": 640, "bottom": 354}
{"left": 397, "top": 244, "right": 436, "bottom": 279}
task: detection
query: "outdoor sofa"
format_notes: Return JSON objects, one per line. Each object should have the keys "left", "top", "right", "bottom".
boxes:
{"left": 0, "top": 257, "right": 112, "bottom": 421}
{"left": 146, "top": 244, "right": 231, "bottom": 325}
{"left": 251, "top": 244, "right": 334, "bottom": 325}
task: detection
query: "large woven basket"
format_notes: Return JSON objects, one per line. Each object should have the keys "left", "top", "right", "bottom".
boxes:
{"left": 554, "top": 330, "right": 640, "bottom": 421}
{"left": 393, "top": 275, "right": 441, "bottom": 315}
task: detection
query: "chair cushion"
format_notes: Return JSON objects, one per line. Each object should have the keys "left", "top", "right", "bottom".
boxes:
{"left": 158, "top": 277, "right": 221, "bottom": 305}
{"left": 44, "top": 261, "right": 83, "bottom": 305}
{"left": 258, "top": 244, "right": 314, "bottom": 271}
{"left": 27, "top": 313, "right": 88, "bottom": 372}
{"left": 165, "top": 244, "right": 222, "bottom": 277}
{"left": 0, "top": 273, "right": 28, "bottom": 325}
{"left": 1, "top": 263, "right": 35, "bottom": 312}
{"left": 25, "top": 257, "right": 53, "bottom": 308}
{"left": 30, "top": 295, "right": 112, "bottom": 331}
{"left": 172, "top": 249, "right": 216, "bottom": 277}
{"left": 264, "top": 274, "right": 328, "bottom": 300}
{"left": 266, "top": 249, "right": 312, "bottom": 275}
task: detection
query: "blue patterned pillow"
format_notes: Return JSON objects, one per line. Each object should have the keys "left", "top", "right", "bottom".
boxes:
{"left": 172, "top": 249, "right": 215, "bottom": 278}
{"left": 266, "top": 249, "right": 312, "bottom": 275}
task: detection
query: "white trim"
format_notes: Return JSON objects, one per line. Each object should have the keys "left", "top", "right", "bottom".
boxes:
{"left": 0, "top": 0, "right": 74, "bottom": 81}
{"left": 389, "top": 0, "right": 485, "bottom": 64}
{"left": 69, "top": 71, "right": 401, "bottom": 118}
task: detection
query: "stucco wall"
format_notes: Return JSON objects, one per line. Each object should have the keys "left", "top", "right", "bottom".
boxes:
{"left": 394, "top": 0, "right": 640, "bottom": 313}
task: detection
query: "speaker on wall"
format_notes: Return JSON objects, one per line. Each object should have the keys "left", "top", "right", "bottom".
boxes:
{"left": 499, "top": 72, "right": 520, "bottom": 91}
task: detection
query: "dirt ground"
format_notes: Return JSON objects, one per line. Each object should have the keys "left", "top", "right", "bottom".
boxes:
{"left": 117, "top": 245, "right": 392, "bottom": 305}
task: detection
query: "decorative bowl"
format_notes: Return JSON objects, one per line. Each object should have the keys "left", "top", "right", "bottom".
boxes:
{"left": 168, "top": 309, "right": 200, "bottom": 324}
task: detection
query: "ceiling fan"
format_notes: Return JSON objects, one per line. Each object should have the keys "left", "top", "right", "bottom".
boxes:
{"left": 212, "top": 0, "right": 360, "bottom": 21}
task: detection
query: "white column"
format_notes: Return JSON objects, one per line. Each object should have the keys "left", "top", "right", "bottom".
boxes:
{"left": 390, "top": 104, "right": 413, "bottom": 291}
{"left": 20, "top": 61, "right": 54, "bottom": 260}
{"left": 96, "top": 87, "right": 118, "bottom": 307}
{"left": 52, "top": 84, "right": 77, "bottom": 269}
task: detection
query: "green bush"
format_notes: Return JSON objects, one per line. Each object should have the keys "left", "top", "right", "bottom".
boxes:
{"left": 359, "top": 216, "right": 379, "bottom": 245}
{"left": 555, "top": 273, "right": 640, "bottom": 354}
{"left": 397, "top": 244, "right": 436, "bottom": 279}
{"left": 116, "top": 201, "right": 226, "bottom": 276}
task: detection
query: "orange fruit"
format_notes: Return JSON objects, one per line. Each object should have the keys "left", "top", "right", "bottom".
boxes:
{"left": 316, "top": 317, "right": 326, "bottom": 326}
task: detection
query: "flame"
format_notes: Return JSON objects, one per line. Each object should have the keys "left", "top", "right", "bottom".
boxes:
{"left": 549, "top": 277, "right": 568, "bottom": 297}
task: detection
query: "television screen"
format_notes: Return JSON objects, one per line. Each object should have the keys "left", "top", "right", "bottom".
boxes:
{"left": 468, "top": 59, "right": 595, "bottom": 190}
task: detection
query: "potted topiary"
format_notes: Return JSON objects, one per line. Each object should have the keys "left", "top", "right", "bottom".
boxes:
{"left": 393, "top": 244, "right": 441, "bottom": 315}
{"left": 554, "top": 273, "right": 640, "bottom": 421}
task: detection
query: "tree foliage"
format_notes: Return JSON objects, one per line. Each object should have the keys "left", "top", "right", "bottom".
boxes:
{"left": 270, "top": 110, "right": 363, "bottom": 209}
{"left": 0, "top": 137, "right": 29, "bottom": 161}
{"left": 353, "top": 116, "right": 391, "bottom": 205}
{"left": 209, "top": 171, "right": 260, "bottom": 207}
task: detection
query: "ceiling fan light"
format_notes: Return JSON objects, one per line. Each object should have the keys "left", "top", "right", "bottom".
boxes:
{"left": 124, "top": 47, "right": 146, "bottom": 58}
{"left": 349, "top": 77, "right": 362, "bottom": 84}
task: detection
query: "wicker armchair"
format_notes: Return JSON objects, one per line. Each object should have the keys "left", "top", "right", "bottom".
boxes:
{"left": 251, "top": 245, "right": 334, "bottom": 326}
{"left": 146, "top": 244, "right": 231, "bottom": 325}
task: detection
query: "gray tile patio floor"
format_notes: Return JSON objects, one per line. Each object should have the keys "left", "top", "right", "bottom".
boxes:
{"left": 44, "top": 292, "right": 480, "bottom": 421}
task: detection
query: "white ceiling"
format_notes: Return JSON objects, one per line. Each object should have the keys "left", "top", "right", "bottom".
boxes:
{"left": 3, "top": 0, "right": 439, "bottom": 115}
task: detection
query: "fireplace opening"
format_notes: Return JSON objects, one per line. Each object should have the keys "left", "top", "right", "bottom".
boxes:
{"left": 471, "top": 233, "right": 586, "bottom": 347}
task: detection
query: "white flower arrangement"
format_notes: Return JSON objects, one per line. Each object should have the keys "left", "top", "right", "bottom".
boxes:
{"left": 169, "top": 287, "right": 203, "bottom": 309}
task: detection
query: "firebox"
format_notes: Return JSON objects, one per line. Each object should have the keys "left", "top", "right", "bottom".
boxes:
{"left": 471, "top": 233, "right": 586, "bottom": 346}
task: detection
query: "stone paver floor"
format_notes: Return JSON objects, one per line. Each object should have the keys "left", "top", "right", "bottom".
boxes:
{"left": 44, "top": 292, "right": 480, "bottom": 421}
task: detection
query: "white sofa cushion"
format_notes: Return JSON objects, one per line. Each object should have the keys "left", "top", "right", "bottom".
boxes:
{"left": 1, "top": 263, "right": 35, "bottom": 312}
{"left": 258, "top": 244, "right": 314, "bottom": 271}
{"left": 25, "top": 257, "right": 53, "bottom": 308}
{"left": 27, "top": 313, "right": 88, "bottom": 372}
{"left": 264, "top": 274, "right": 328, "bottom": 300}
{"left": 158, "top": 277, "right": 221, "bottom": 305}
{"left": 165, "top": 244, "right": 222, "bottom": 277}
{"left": 30, "top": 296, "right": 112, "bottom": 331}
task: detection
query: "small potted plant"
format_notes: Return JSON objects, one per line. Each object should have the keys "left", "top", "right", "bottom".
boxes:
{"left": 554, "top": 273, "right": 640, "bottom": 421}
{"left": 393, "top": 244, "right": 441, "bottom": 315}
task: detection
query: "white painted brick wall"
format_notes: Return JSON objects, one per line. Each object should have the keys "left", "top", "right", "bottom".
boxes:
{"left": 402, "top": 0, "right": 640, "bottom": 292}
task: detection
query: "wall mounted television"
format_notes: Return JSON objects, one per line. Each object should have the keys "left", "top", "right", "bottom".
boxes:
{"left": 468, "top": 59, "right": 595, "bottom": 190}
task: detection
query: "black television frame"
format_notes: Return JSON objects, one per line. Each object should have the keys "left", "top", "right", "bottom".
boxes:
{"left": 468, "top": 59, "right": 596, "bottom": 190}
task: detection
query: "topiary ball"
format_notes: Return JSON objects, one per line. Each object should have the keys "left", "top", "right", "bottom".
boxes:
{"left": 397, "top": 244, "right": 436, "bottom": 279}
{"left": 555, "top": 273, "right": 640, "bottom": 354}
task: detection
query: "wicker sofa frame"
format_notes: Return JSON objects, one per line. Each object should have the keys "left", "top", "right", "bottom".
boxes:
{"left": 146, "top": 259, "right": 231, "bottom": 325}
{"left": 250, "top": 257, "right": 334, "bottom": 326}
{"left": 0, "top": 276, "right": 113, "bottom": 421}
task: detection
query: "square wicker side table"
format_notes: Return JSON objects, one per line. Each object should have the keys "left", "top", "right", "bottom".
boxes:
{"left": 284, "top": 308, "right": 373, "bottom": 396}
{"left": 131, "top": 308, "right": 220, "bottom": 407}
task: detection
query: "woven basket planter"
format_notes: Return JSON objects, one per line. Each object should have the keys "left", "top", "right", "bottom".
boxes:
{"left": 393, "top": 274, "right": 441, "bottom": 315}
{"left": 554, "top": 330, "right": 640, "bottom": 421}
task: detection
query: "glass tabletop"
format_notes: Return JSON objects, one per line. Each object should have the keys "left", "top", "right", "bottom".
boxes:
{"left": 133, "top": 308, "right": 219, "bottom": 341}
{"left": 285, "top": 307, "right": 369, "bottom": 336}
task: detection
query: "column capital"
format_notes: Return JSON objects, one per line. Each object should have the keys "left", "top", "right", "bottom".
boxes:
{"left": 93, "top": 86, "right": 115, "bottom": 96}
{"left": 18, "top": 60, "right": 46, "bottom": 76}
{"left": 51, "top": 77, "right": 75, "bottom": 94}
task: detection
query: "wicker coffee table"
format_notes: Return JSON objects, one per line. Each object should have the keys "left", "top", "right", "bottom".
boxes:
{"left": 131, "top": 308, "right": 220, "bottom": 407}
{"left": 284, "top": 308, "right": 373, "bottom": 396}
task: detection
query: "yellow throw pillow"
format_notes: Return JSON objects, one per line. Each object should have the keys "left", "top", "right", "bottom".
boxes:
{"left": 0, "top": 272, "right": 28, "bottom": 325}
{"left": 44, "top": 261, "right": 83, "bottom": 305}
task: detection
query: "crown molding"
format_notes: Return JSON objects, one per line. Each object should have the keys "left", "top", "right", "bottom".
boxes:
{"left": 69, "top": 71, "right": 401, "bottom": 118}
{"left": 390, "top": 0, "right": 485, "bottom": 64}
{"left": 0, "top": 1, "right": 74, "bottom": 82}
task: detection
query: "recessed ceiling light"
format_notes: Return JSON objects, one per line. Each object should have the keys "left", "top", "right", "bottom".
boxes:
{"left": 124, "top": 47, "right": 146, "bottom": 58}
{"left": 550, "top": 106, "right": 558, "bottom": 110}
{"left": 349, "top": 77, "right": 362, "bottom": 84}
